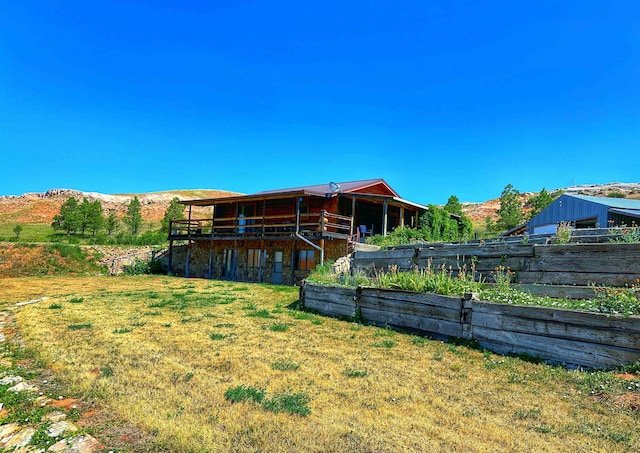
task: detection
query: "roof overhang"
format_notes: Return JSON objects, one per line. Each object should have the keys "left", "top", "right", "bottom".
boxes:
{"left": 609, "top": 208, "right": 640, "bottom": 219}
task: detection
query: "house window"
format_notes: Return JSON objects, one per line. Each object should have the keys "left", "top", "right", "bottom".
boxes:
{"left": 297, "top": 250, "right": 315, "bottom": 270}
{"left": 247, "top": 249, "right": 265, "bottom": 268}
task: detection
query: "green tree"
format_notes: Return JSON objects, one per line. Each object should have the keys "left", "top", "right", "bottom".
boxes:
{"left": 104, "top": 210, "right": 119, "bottom": 235}
{"left": 444, "top": 195, "right": 463, "bottom": 216}
{"left": 52, "top": 197, "right": 82, "bottom": 235}
{"left": 124, "top": 196, "right": 143, "bottom": 235}
{"left": 444, "top": 195, "right": 473, "bottom": 239}
{"left": 526, "top": 188, "right": 555, "bottom": 221}
{"left": 419, "top": 205, "right": 461, "bottom": 242}
{"left": 13, "top": 224, "right": 23, "bottom": 239}
{"left": 496, "top": 184, "right": 523, "bottom": 231}
{"left": 79, "top": 198, "right": 104, "bottom": 235}
{"left": 161, "top": 197, "right": 186, "bottom": 233}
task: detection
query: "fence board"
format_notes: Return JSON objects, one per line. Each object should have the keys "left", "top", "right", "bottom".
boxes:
{"left": 360, "top": 288, "right": 462, "bottom": 310}
{"left": 418, "top": 244, "right": 534, "bottom": 258}
{"left": 359, "top": 296, "right": 461, "bottom": 323}
{"left": 473, "top": 326, "right": 640, "bottom": 369}
{"left": 302, "top": 285, "right": 356, "bottom": 318}
{"left": 518, "top": 271, "right": 640, "bottom": 287}
{"left": 361, "top": 308, "right": 463, "bottom": 338}
{"left": 472, "top": 310, "right": 640, "bottom": 350}
{"left": 514, "top": 284, "right": 597, "bottom": 299}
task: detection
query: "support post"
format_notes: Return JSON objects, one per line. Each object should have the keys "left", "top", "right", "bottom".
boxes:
{"left": 382, "top": 199, "right": 388, "bottom": 236}
{"left": 168, "top": 240, "right": 173, "bottom": 275}
{"left": 208, "top": 246, "right": 214, "bottom": 279}
{"left": 185, "top": 243, "right": 191, "bottom": 278}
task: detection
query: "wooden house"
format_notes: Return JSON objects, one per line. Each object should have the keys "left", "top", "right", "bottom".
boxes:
{"left": 167, "top": 179, "right": 427, "bottom": 284}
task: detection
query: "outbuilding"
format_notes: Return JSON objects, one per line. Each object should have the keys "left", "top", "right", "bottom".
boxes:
{"left": 527, "top": 194, "right": 640, "bottom": 234}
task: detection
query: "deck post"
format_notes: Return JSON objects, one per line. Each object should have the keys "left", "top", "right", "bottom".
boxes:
{"left": 185, "top": 243, "right": 191, "bottom": 278}
{"left": 168, "top": 240, "right": 173, "bottom": 275}
{"left": 382, "top": 199, "right": 388, "bottom": 236}
{"left": 208, "top": 246, "right": 214, "bottom": 279}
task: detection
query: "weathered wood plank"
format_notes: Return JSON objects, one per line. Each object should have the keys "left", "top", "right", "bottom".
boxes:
{"left": 472, "top": 311, "right": 640, "bottom": 350}
{"left": 353, "top": 249, "right": 416, "bottom": 260}
{"left": 359, "top": 296, "right": 461, "bottom": 322}
{"left": 518, "top": 271, "right": 640, "bottom": 287}
{"left": 418, "top": 244, "right": 534, "bottom": 258}
{"left": 360, "top": 288, "right": 463, "bottom": 310}
{"left": 303, "top": 299, "right": 356, "bottom": 318}
{"left": 361, "top": 308, "right": 463, "bottom": 338}
{"left": 473, "top": 326, "right": 640, "bottom": 369}
{"left": 514, "top": 284, "right": 597, "bottom": 300}
{"left": 472, "top": 300, "right": 640, "bottom": 331}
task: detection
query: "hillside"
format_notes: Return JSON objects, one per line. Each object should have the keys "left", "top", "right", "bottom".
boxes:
{"left": 1, "top": 182, "right": 639, "bottom": 229}
{"left": 462, "top": 182, "right": 640, "bottom": 224}
{"left": 0, "top": 188, "right": 241, "bottom": 225}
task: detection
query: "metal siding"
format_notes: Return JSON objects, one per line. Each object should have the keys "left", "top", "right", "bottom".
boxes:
{"left": 527, "top": 195, "right": 610, "bottom": 232}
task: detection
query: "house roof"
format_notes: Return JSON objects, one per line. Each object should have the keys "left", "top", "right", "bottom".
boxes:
{"left": 568, "top": 194, "right": 640, "bottom": 210}
{"left": 180, "top": 179, "right": 416, "bottom": 207}
{"left": 255, "top": 179, "right": 399, "bottom": 197}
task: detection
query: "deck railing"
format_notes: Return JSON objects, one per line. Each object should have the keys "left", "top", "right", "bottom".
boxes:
{"left": 169, "top": 211, "right": 353, "bottom": 240}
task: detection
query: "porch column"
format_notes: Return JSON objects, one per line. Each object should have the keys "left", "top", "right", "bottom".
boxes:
{"left": 208, "top": 246, "right": 214, "bottom": 279}
{"left": 351, "top": 197, "right": 356, "bottom": 235}
{"left": 400, "top": 206, "right": 405, "bottom": 227}
{"left": 382, "top": 199, "right": 388, "bottom": 236}
{"left": 185, "top": 243, "right": 191, "bottom": 278}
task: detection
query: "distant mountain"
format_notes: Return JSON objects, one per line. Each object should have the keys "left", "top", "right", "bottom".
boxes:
{"left": 0, "top": 189, "right": 241, "bottom": 224}
{"left": 1, "top": 182, "right": 639, "bottom": 227}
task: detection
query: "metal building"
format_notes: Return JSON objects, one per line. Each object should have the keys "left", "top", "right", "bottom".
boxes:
{"left": 527, "top": 194, "right": 640, "bottom": 234}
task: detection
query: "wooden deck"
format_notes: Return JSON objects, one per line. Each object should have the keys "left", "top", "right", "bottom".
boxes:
{"left": 169, "top": 211, "right": 353, "bottom": 241}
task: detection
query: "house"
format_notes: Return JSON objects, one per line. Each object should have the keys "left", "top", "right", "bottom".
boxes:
{"left": 527, "top": 194, "right": 640, "bottom": 234}
{"left": 167, "top": 179, "right": 427, "bottom": 284}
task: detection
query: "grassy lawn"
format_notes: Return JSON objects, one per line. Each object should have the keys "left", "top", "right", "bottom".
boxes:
{"left": 2, "top": 276, "right": 639, "bottom": 452}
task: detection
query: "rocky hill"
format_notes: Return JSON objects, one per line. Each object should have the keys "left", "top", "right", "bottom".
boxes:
{"left": 0, "top": 188, "right": 241, "bottom": 225}
{"left": 1, "top": 182, "right": 639, "bottom": 227}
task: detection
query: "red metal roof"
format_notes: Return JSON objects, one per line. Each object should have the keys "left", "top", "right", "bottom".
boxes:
{"left": 255, "top": 179, "right": 399, "bottom": 197}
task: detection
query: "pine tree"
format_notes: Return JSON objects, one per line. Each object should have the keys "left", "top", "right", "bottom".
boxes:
{"left": 52, "top": 197, "right": 82, "bottom": 235}
{"left": 104, "top": 210, "right": 119, "bottom": 235}
{"left": 496, "top": 184, "right": 523, "bottom": 230}
{"left": 527, "top": 188, "right": 556, "bottom": 221}
{"left": 161, "top": 197, "right": 186, "bottom": 233}
{"left": 124, "top": 196, "right": 143, "bottom": 235}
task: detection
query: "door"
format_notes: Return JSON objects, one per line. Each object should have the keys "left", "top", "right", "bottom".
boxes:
{"left": 222, "top": 249, "right": 237, "bottom": 280}
{"left": 271, "top": 250, "right": 283, "bottom": 284}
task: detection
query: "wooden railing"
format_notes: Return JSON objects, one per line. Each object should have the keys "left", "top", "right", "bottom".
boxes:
{"left": 169, "top": 211, "right": 353, "bottom": 239}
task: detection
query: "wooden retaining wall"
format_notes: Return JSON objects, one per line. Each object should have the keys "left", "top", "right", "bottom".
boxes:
{"left": 353, "top": 242, "right": 640, "bottom": 289}
{"left": 301, "top": 283, "right": 640, "bottom": 369}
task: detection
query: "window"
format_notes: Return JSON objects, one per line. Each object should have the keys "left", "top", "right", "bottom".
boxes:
{"left": 248, "top": 249, "right": 265, "bottom": 268}
{"left": 297, "top": 250, "right": 315, "bottom": 270}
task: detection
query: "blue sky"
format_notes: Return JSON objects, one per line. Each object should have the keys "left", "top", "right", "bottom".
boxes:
{"left": 1, "top": 1, "right": 638, "bottom": 204}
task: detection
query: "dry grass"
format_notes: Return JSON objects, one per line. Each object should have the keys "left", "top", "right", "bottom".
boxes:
{"left": 3, "top": 276, "right": 640, "bottom": 452}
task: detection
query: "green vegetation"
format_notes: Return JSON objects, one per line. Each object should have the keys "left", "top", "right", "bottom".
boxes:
{"left": 123, "top": 196, "right": 143, "bottom": 235}
{"left": 526, "top": 188, "right": 559, "bottom": 220}
{"left": 367, "top": 194, "right": 474, "bottom": 247}
{"left": 161, "top": 197, "right": 186, "bottom": 233}
{"left": 306, "top": 263, "right": 640, "bottom": 316}
{"left": 496, "top": 183, "right": 523, "bottom": 231}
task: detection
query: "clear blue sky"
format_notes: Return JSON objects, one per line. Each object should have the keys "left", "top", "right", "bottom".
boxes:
{"left": 1, "top": 1, "right": 638, "bottom": 204}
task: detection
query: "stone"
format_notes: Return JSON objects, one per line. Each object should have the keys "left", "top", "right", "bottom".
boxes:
{"left": 0, "top": 375, "right": 23, "bottom": 385}
{"left": 8, "top": 381, "right": 39, "bottom": 393}
{"left": 0, "top": 423, "right": 21, "bottom": 442}
{"left": 2, "top": 426, "right": 36, "bottom": 449}
{"left": 47, "top": 421, "right": 78, "bottom": 438}
{"left": 47, "top": 434, "right": 103, "bottom": 452}
{"left": 44, "top": 411, "right": 67, "bottom": 423}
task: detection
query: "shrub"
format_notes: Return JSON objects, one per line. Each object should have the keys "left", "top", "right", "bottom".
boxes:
{"left": 123, "top": 259, "right": 151, "bottom": 275}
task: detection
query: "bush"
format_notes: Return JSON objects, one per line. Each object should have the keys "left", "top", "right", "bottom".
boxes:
{"left": 123, "top": 259, "right": 151, "bottom": 275}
